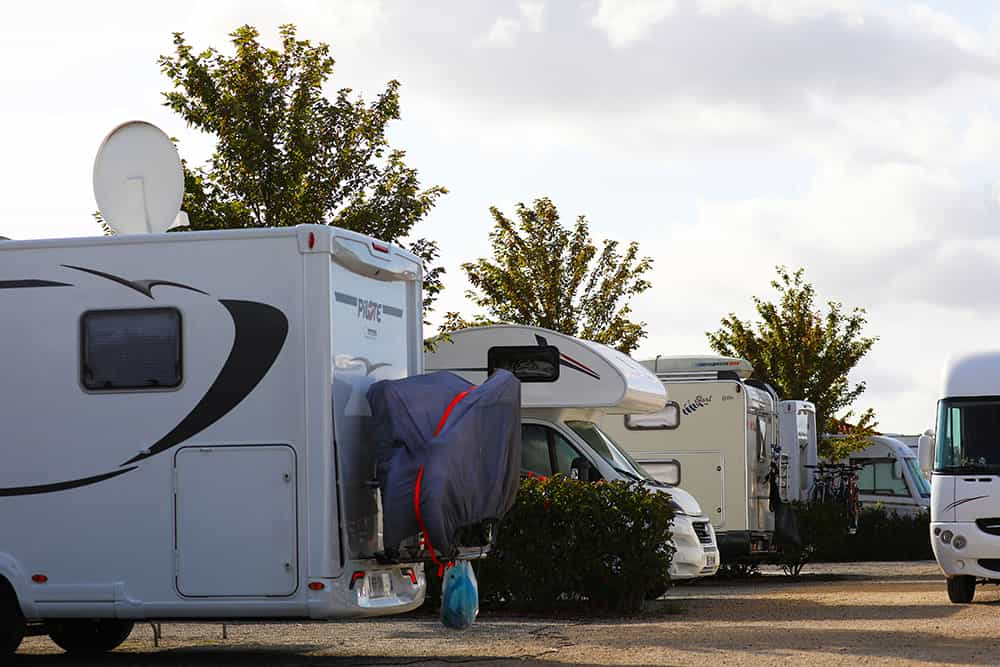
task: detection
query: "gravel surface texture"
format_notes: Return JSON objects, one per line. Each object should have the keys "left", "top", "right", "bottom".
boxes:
{"left": 14, "top": 561, "right": 1000, "bottom": 665}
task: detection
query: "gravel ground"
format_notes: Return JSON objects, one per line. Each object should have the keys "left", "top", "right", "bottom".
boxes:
{"left": 14, "top": 561, "right": 1000, "bottom": 666}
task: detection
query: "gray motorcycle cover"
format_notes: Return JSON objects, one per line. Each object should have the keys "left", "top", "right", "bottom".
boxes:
{"left": 367, "top": 370, "right": 521, "bottom": 559}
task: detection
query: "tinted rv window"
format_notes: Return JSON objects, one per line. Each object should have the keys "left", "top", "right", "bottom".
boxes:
{"left": 81, "top": 308, "right": 182, "bottom": 390}
{"left": 488, "top": 345, "right": 559, "bottom": 382}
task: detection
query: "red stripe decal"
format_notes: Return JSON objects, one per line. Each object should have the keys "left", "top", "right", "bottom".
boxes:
{"left": 559, "top": 352, "right": 600, "bottom": 379}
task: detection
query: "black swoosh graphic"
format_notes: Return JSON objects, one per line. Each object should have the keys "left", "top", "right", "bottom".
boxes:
{"left": 0, "top": 467, "right": 136, "bottom": 497}
{"left": 62, "top": 265, "right": 208, "bottom": 299}
{"left": 943, "top": 495, "right": 989, "bottom": 512}
{"left": 0, "top": 280, "right": 72, "bottom": 289}
{"left": 122, "top": 300, "right": 289, "bottom": 465}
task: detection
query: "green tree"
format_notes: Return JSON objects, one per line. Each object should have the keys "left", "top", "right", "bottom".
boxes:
{"left": 442, "top": 197, "right": 653, "bottom": 354}
{"left": 706, "top": 266, "right": 878, "bottom": 460}
{"left": 156, "top": 24, "right": 446, "bottom": 308}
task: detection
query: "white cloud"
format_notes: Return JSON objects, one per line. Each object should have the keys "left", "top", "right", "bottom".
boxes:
{"left": 487, "top": 17, "right": 521, "bottom": 46}
{"left": 590, "top": 0, "right": 677, "bottom": 48}
{"left": 519, "top": 0, "right": 545, "bottom": 33}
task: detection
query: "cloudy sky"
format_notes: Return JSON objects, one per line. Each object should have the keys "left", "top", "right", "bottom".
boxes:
{"left": 2, "top": 0, "right": 998, "bottom": 432}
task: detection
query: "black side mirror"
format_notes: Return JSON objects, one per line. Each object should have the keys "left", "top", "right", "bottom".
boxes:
{"left": 571, "top": 456, "right": 593, "bottom": 482}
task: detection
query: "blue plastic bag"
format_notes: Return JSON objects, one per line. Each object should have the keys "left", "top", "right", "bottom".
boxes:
{"left": 440, "top": 561, "right": 479, "bottom": 630}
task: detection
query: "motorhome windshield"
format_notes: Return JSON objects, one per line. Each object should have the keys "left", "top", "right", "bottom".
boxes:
{"left": 565, "top": 420, "right": 655, "bottom": 483}
{"left": 936, "top": 398, "right": 1000, "bottom": 473}
{"left": 904, "top": 458, "right": 930, "bottom": 497}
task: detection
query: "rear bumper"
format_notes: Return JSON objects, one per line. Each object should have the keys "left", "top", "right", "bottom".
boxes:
{"left": 306, "top": 561, "right": 426, "bottom": 619}
{"left": 671, "top": 515, "right": 720, "bottom": 580}
{"left": 931, "top": 522, "right": 1000, "bottom": 580}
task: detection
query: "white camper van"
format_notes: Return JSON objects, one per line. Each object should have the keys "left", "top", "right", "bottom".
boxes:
{"left": 0, "top": 224, "right": 457, "bottom": 654}
{"left": 841, "top": 435, "right": 930, "bottom": 515}
{"left": 924, "top": 351, "right": 1000, "bottom": 603}
{"left": 601, "top": 355, "right": 782, "bottom": 564}
{"left": 425, "top": 326, "right": 720, "bottom": 581}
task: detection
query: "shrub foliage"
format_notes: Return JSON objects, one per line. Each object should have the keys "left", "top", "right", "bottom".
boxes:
{"left": 786, "top": 501, "right": 932, "bottom": 564}
{"left": 473, "top": 475, "right": 675, "bottom": 613}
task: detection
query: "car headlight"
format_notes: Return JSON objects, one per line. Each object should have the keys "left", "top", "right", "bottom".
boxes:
{"left": 953, "top": 535, "right": 967, "bottom": 549}
{"left": 941, "top": 530, "right": 953, "bottom": 544}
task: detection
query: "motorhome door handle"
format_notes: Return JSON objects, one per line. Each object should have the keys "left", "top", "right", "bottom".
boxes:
{"left": 716, "top": 466, "right": 722, "bottom": 471}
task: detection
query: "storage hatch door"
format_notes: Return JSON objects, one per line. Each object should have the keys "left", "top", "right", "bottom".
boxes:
{"left": 174, "top": 445, "right": 298, "bottom": 597}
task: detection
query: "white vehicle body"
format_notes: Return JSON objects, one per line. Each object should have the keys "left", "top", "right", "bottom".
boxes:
{"left": 777, "top": 400, "right": 818, "bottom": 503}
{"left": 843, "top": 436, "right": 930, "bottom": 515}
{"left": 601, "top": 355, "right": 780, "bottom": 563}
{"left": 0, "top": 225, "right": 431, "bottom": 625}
{"left": 425, "top": 326, "right": 720, "bottom": 580}
{"left": 928, "top": 351, "right": 1000, "bottom": 601}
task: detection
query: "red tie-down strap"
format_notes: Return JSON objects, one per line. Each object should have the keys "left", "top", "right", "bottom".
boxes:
{"left": 415, "top": 388, "right": 474, "bottom": 576}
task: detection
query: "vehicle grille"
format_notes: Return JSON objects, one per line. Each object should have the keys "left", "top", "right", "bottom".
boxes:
{"left": 692, "top": 521, "right": 713, "bottom": 545}
{"left": 976, "top": 518, "right": 1000, "bottom": 536}
{"left": 978, "top": 559, "right": 1000, "bottom": 573}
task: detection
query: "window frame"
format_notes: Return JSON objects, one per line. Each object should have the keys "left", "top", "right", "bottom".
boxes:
{"left": 79, "top": 307, "right": 184, "bottom": 393}
{"left": 624, "top": 401, "right": 681, "bottom": 431}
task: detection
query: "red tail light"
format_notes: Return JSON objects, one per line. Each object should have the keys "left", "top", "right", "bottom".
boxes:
{"left": 31, "top": 574, "right": 47, "bottom": 583}
{"left": 372, "top": 241, "right": 389, "bottom": 254}
{"left": 350, "top": 571, "right": 365, "bottom": 589}
{"left": 308, "top": 581, "right": 325, "bottom": 591}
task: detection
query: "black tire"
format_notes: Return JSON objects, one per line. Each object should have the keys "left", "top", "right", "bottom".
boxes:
{"left": 0, "top": 582, "right": 26, "bottom": 656}
{"left": 947, "top": 575, "right": 976, "bottom": 604}
{"left": 47, "top": 619, "right": 134, "bottom": 655}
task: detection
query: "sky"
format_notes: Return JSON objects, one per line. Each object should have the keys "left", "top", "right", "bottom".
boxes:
{"left": 2, "top": 0, "right": 999, "bottom": 432}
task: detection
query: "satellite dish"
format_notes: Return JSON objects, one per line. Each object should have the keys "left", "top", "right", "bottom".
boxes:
{"left": 93, "top": 121, "right": 185, "bottom": 234}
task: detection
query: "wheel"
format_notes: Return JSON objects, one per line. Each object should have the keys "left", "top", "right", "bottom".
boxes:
{"left": 47, "top": 619, "right": 134, "bottom": 655}
{"left": 947, "top": 575, "right": 976, "bottom": 604}
{"left": 0, "top": 583, "right": 26, "bottom": 656}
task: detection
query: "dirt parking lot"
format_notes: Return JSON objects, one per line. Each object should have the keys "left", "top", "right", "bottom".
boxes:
{"left": 14, "top": 561, "right": 1000, "bottom": 666}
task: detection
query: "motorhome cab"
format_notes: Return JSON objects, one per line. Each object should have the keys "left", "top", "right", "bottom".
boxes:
{"left": 925, "top": 351, "right": 1000, "bottom": 603}
{"left": 426, "top": 326, "right": 720, "bottom": 581}
{"left": 601, "top": 355, "right": 781, "bottom": 564}
{"left": 842, "top": 436, "right": 930, "bottom": 515}
{"left": 0, "top": 225, "right": 464, "bottom": 654}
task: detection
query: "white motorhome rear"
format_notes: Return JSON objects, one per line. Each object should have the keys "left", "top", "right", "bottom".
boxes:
{"left": 928, "top": 351, "right": 1000, "bottom": 603}
{"left": 425, "top": 326, "right": 720, "bottom": 581}
{"left": 0, "top": 225, "right": 442, "bottom": 653}
{"left": 600, "top": 355, "right": 781, "bottom": 563}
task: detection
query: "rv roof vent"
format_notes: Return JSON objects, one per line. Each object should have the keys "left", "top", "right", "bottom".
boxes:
{"left": 93, "top": 121, "right": 186, "bottom": 235}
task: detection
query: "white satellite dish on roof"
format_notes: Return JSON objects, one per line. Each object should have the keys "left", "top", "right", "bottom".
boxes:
{"left": 93, "top": 121, "right": 187, "bottom": 234}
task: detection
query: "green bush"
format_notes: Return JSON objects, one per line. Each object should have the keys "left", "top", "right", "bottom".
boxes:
{"left": 470, "top": 475, "right": 675, "bottom": 613}
{"left": 787, "top": 501, "right": 932, "bottom": 564}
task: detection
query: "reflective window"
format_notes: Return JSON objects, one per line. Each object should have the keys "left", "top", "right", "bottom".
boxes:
{"left": 520, "top": 424, "right": 553, "bottom": 475}
{"left": 856, "top": 459, "right": 909, "bottom": 497}
{"left": 81, "top": 308, "right": 182, "bottom": 391}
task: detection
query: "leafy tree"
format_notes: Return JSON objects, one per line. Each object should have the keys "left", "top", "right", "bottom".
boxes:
{"left": 154, "top": 24, "right": 446, "bottom": 311}
{"left": 706, "top": 267, "right": 878, "bottom": 460}
{"left": 441, "top": 197, "right": 653, "bottom": 354}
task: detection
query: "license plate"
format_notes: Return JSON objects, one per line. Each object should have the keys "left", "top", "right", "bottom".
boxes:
{"left": 367, "top": 572, "right": 392, "bottom": 599}
{"left": 706, "top": 554, "right": 717, "bottom": 568}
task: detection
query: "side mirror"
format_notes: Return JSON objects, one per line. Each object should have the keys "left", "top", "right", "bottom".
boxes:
{"left": 917, "top": 434, "right": 934, "bottom": 475}
{"left": 570, "top": 456, "right": 593, "bottom": 482}
{"left": 892, "top": 459, "right": 903, "bottom": 480}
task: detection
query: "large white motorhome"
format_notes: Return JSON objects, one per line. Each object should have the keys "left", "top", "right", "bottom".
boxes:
{"left": 425, "top": 326, "right": 721, "bottom": 581}
{"left": 923, "top": 351, "right": 1000, "bottom": 603}
{"left": 600, "top": 355, "right": 783, "bottom": 564}
{"left": 0, "top": 223, "right": 493, "bottom": 655}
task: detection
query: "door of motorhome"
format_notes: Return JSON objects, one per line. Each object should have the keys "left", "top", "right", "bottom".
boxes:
{"left": 425, "top": 326, "right": 721, "bottom": 580}
{"left": 778, "top": 401, "right": 818, "bottom": 503}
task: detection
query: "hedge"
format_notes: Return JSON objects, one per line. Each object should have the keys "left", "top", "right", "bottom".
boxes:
{"left": 786, "top": 501, "right": 932, "bottom": 564}
{"left": 429, "top": 475, "right": 675, "bottom": 613}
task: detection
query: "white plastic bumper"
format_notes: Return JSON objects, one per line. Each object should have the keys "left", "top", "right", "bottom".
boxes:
{"left": 670, "top": 515, "right": 720, "bottom": 580}
{"left": 931, "top": 522, "right": 1000, "bottom": 580}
